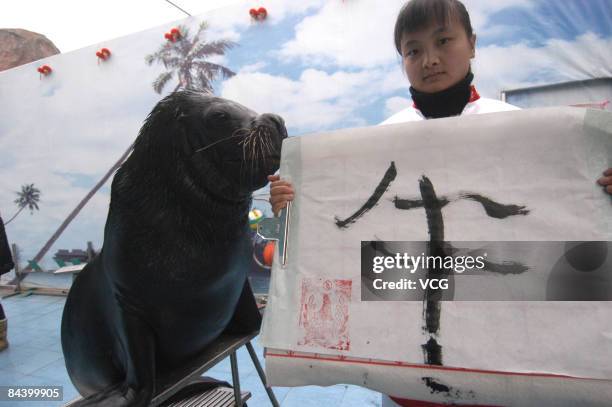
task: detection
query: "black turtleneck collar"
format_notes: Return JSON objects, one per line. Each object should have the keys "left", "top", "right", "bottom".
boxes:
{"left": 410, "top": 72, "right": 474, "bottom": 119}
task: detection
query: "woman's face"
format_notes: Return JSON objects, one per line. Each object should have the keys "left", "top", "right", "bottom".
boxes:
{"left": 400, "top": 18, "right": 476, "bottom": 93}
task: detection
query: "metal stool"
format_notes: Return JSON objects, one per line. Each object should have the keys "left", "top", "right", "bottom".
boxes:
{"left": 65, "top": 333, "right": 279, "bottom": 407}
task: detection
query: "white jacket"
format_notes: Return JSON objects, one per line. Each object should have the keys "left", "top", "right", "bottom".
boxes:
{"left": 381, "top": 88, "right": 520, "bottom": 125}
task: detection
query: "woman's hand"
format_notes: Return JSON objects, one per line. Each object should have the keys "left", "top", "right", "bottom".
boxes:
{"left": 597, "top": 168, "right": 612, "bottom": 195}
{"left": 268, "top": 174, "right": 295, "bottom": 216}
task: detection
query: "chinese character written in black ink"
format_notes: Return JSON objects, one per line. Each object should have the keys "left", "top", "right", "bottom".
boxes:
{"left": 336, "top": 161, "right": 530, "bottom": 366}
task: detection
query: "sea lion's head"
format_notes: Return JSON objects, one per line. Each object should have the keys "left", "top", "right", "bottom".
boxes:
{"left": 134, "top": 91, "right": 288, "bottom": 203}
{"left": 191, "top": 94, "right": 288, "bottom": 193}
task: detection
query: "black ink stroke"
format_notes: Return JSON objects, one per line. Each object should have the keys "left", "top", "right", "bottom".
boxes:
{"left": 422, "top": 377, "right": 450, "bottom": 394}
{"left": 421, "top": 334, "right": 443, "bottom": 366}
{"left": 335, "top": 162, "right": 397, "bottom": 228}
{"left": 420, "top": 176, "right": 445, "bottom": 243}
{"left": 394, "top": 192, "right": 530, "bottom": 221}
{"left": 393, "top": 196, "right": 450, "bottom": 210}
{"left": 419, "top": 175, "right": 449, "bottom": 366}
{"left": 421, "top": 377, "right": 477, "bottom": 401}
{"left": 439, "top": 243, "right": 530, "bottom": 275}
{"left": 482, "top": 259, "right": 530, "bottom": 275}
{"left": 460, "top": 193, "right": 530, "bottom": 219}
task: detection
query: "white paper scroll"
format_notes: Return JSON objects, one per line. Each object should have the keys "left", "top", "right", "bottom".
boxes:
{"left": 260, "top": 107, "right": 612, "bottom": 405}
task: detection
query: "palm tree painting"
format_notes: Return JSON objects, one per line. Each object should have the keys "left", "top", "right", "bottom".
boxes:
{"left": 146, "top": 21, "right": 238, "bottom": 94}
{"left": 4, "top": 184, "right": 41, "bottom": 226}
{"left": 9, "top": 147, "right": 133, "bottom": 285}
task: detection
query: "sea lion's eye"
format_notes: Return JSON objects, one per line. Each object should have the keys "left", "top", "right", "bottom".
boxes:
{"left": 212, "top": 111, "right": 229, "bottom": 121}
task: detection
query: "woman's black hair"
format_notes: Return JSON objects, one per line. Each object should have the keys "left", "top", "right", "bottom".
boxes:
{"left": 394, "top": 0, "right": 473, "bottom": 55}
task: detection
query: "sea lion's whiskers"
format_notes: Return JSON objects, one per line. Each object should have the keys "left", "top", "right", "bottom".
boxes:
{"left": 256, "top": 134, "right": 264, "bottom": 168}
{"left": 259, "top": 130, "right": 270, "bottom": 166}
{"left": 262, "top": 139, "right": 272, "bottom": 161}
{"left": 253, "top": 132, "right": 263, "bottom": 170}
{"left": 238, "top": 129, "right": 255, "bottom": 186}
{"left": 259, "top": 133, "right": 266, "bottom": 167}
{"left": 256, "top": 127, "right": 270, "bottom": 159}
{"left": 238, "top": 129, "right": 251, "bottom": 184}
{"left": 262, "top": 129, "right": 274, "bottom": 157}
{"left": 240, "top": 128, "right": 254, "bottom": 163}
{"left": 239, "top": 130, "right": 250, "bottom": 180}
{"left": 257, "top": 137, "right": 267, "bottom": 165}
{"left": 250, "top": 132, "right": 257, "bottom": 162}
{"left": 244, "top": 129, "right": 256, "bottom": 177}
{"left": 261, "top": 129, "right": 270, "bottom": 156}
{"left": 236, "top": 124, "right": 279, "bottom": 182}
{"left": 257, "top": 129, "right": 266, "bottom": 167}
{"left": 253, "top": 134, "right": 259, "bottom": 172}
{"left": 251, "top": 135, "right": 257, "bottom": 169}
{"left": 245, "top": 129, "right": 255, "bottom": 152}
{"left": 256, "top": 130, "right": 264, "bottom": 167}
{"left": 193, "top": 128, "right": 249, "bottom": 155}
{"left": 267, "top": 129, "right": 279, "bottom": 156}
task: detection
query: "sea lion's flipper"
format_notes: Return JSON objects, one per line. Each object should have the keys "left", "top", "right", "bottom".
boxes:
{"left": 63, "top": 260, "right": 119, "bottom": 396}
{"left": 72, "top": 308, "right": 157, "bottom": 407}
{"left": 223, "top": 280, "right": 261, "bottom": 335}
{"left": 113, "top": 307, "right": 157, "bottom": 406}
{"left": 69, "top": 383, "right": 124, "bottom": 407}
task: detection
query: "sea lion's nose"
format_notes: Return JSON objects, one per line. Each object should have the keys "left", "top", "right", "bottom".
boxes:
{"left": 260, "top": 113, "right": 288, "bottom": 140}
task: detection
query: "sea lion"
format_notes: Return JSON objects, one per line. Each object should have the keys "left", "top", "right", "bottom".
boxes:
{"left": 61, "top": 90, "right": 287, "bottom": 406}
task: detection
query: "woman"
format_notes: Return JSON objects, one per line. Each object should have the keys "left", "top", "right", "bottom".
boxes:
{"left": 268, "top": 0, "right": 611, "bottom": 214}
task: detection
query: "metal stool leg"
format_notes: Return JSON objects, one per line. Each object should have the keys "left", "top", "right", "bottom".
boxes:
{"left": 246, "top": 342, "right": 280, "bottom": 407}
{"left": 230, "top": 352, "right": 242, "bottom": 406}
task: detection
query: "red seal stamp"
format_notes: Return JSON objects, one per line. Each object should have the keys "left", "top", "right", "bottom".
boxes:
{"left": 298, "top": 278, "right": 352, "bottom": 351}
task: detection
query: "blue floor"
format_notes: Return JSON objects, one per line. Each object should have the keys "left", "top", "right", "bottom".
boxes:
{"left": 0, "top": 293, "right": 381, "bottom": 406}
